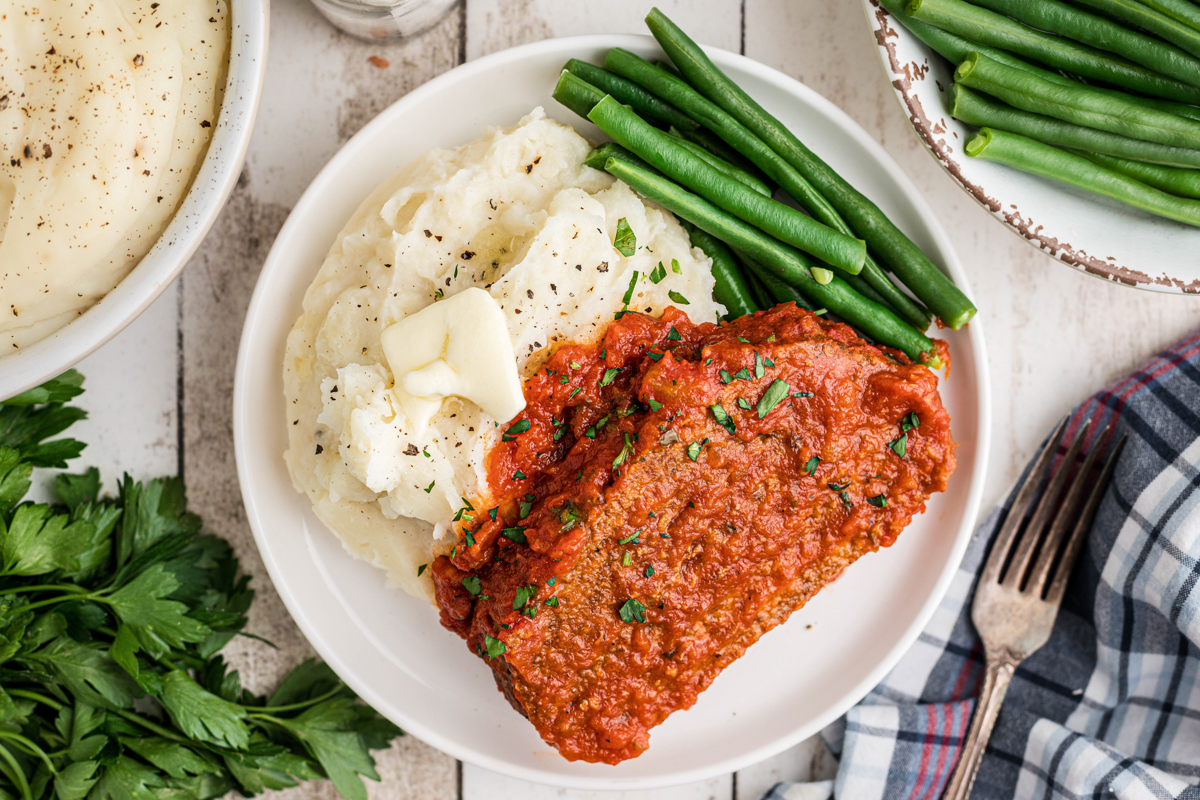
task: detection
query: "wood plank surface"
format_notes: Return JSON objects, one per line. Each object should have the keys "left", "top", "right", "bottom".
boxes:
{"left": 56, "top": 0, "right": 1200, "bottom": 798}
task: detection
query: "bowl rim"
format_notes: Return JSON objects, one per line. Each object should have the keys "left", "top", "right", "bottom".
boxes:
{"left": 862, "top": 0, "right": 1200, "bottom": 295}
{"left": 233, "top": 32, "right": 992, "bottom": 789}
{"left": 0, "top": 0, "right": 271, "bottom": 401}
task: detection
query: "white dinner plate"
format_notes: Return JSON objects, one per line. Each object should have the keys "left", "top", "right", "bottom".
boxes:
{"left": 864, "top": 0, "right": 1200, "bottom": 293}
{"left": 233, "top": 35, "right": 990, "bottom": 790}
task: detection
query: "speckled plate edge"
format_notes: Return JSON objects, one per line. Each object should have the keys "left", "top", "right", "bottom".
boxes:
{"left": 863, "top": 0, "right": 1200, "bottom": 294}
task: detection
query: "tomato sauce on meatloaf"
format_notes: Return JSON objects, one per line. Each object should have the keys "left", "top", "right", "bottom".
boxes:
{"left": 431, "top": 304, "right": 955, "bottom": 764}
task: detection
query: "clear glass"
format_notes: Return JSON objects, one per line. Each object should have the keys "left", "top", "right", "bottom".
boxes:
{"left": 308, "top": 0, "right": 461, "bottom": 41}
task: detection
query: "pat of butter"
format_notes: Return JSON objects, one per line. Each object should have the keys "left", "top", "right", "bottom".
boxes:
{"left": 381, "top": 288, "right": 526, "bottom": 434}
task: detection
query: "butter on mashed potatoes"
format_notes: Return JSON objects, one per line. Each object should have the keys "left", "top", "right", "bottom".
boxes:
{"left": 0, "top": 0, "right": 229, "bottom": 350}
{"left": 284, "top": 109, "right": 725, "bottom": 600}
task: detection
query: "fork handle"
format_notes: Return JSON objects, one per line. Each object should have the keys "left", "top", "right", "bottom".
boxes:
{"left": 943, "top": 657, "right": 1017, "bottom": 800}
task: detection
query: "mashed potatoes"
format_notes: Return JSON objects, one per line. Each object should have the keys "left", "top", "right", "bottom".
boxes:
{"left": 0, "top": 0, "right": 229, "bottom": 350}
{"left": 284, "top": 109, "right": 724, "bottom": 600}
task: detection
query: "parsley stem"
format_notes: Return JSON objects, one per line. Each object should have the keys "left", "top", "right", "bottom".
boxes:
{"left": 4, "top": 689, "right": 62, "bottom": 711}
{"left": 0, "top": 742, "right": 32, "bottom": 800}
{"left": 17, "top": 592, "right": 99, "bottom": 613}
{"left": 113, "top": 709, "right": 189, "bottom": 743}
{"left": 0, "top": 583, "right": 90, "bottom": 595}
{"left": 243, "top": 682, "right": 347, "bottom": 714}
{"left": 0, "top": 732, "right": 56, "bottom": 775}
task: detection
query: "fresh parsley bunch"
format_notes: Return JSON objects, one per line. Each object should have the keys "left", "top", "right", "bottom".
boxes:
{"left": 0, "top": 372, "right": 402, "bottom": 800}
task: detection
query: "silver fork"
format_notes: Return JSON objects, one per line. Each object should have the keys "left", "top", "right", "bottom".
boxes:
{"left": 943, "top": 418, "right": 1127, "bottom": 800}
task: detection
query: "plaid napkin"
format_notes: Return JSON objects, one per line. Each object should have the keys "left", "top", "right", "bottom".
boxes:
{"left": 765, "top": 329, "right": 1200, "bottom": 800}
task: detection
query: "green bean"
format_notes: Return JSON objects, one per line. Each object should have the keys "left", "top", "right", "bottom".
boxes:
{"left": 742, "top": 264, "right": 777, "bottom": 311}
{"left": 1066, "top": 0, "right": 1200, "bottom": 60}
{"left": 645, "top": 9, "right": 975, "bottom": 330}
{"left": 964, "top": 127, "right": 1200, "bottom": 226}
{"left": 605, "top": 47, "right": 933, "bottom": 329}
{"left": 949, "top": 83, "right": 1200, "bottom": 167}
{"left": 906, "top": 0, "right": 1200, "bottom": 104}
{"left": 679, "top": 220, "right": 760, "bottom": 318}
{"left": 553, "top": 71, "right": 607, "bottom": 120}
{"left": 601, "top": 156, "right": 938, "bottom": 362}
{"left": 740, "top": 255, "right": 815, "bottom": 311}
{"left": 957, "top": 53, "right": 1200, "bottom": 149}
{"left": 671, "top": 124, "right": 773, "bottom": 186}
{"left": 583, "top": 142, "right": 656, "bottom": 173}
{"left": 963, "top": 0, "right": 1200, "bottom": 89}
{"left": 564, "top": 59, "right": 698, "bottom": 131}
{"left": 1140, "top": 0, "right": 1200, "bottom": 34}
{"left": 667, "top": 130, "right": 774, "bottom": 196}
{"left": 588, "top": 96, "right": 867, "bottom": 272}
{"left": 1072, "top": 149, "right": 1200, "bottom": 198}
{"left": 878, "top": 0, "right": 1200, "bottom": 121}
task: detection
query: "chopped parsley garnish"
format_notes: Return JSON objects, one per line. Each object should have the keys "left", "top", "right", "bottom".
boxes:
{"left": 547, "top": 577, "right": 556, "bottom": 586}
{"left": 502, "top": 418, "right": 531, "bottom": 441}
{"left": 709, "top": 403, "right": 736, "bottom": 435}
{"left": 793, "top": 391, "right": 814, "bottom": 398}
{"left": 720, "top": 369, "right": 734, "bottom": 384}
{"left": 671, "top": 258, "right": 682, "bottom": 274}
{"left": 513, "top": 469, "right": 527, "bottom": 480}
{"left": 828, "top": 481, "right": 850, "bottom": 491}
{"left": 519, "top": 495, "right": 534, "bottom": 518}
{"left": 618, "top": 530, "right": 642, "bottom": 545}
{"left": 484, "top": 635, "right": 506, "bottom": 660}
{"left": 424, "top": 481, "right": 435, "bottom": 494}
{"left": 585, "top": 426, "right": 597, "bottom": 439}
{"left": 733, "top": 367, "right": 752, "bottom": 381}
{"left": 648, "top": 351, "right": 664, "bottom": 362}
{"left": 765, "top": 357, "right": 775, "bottom": 367}
{"left": 686, "top": 440, "right": 702, "bottom": 461}
{"left": 622, "top": 551, "right": 632, "bottom": 566}
{"left": 461, "top": 576, "right": 482, "bottom": 597}
{"left": 738, "top": 336, "right": 750, "bottom": 343}
{"left": 737, "top": 397, "right": 753, "bottom": 411}
{"left": 613, "top": 432, "right": 635, "bottom": 469}
{"left": 501, "top": 526, "right": 527, "bottom": 544}
{"left": 902, "top": 412, "right": 920, "bottom": 432}
{"left": 621, "top": 270, "right": 639, "bottom": 305}
{"left": 868, "top": 494, "right": 888, "bottom": 508}
{"left": 544, "top": 596, "right": 560, "bottom": 607}
{"left": 646, "top": 397, "right": 664, "bottom": 412}
{"left": 553, "top": 427, "right": 565, "bottom": 441}
{"left": 804, "top": 457, "right": 821, "bottom": 475}
{"left": 600, "top": 367, "right": 621, "bottom": 387}
{"left": 560, "top": 376, "right": 569, "bottom": 385}
{"left": 756, "top": 379, "right": 791, "bottom": 419}
{"left": 569, "top": 387, "right": 583, "bottom": 400}
{"left": 489, "top": 507, "right": 499, "bottom": 522}
{"left": 889, "top": 434, "right": 908, "bottom": 458}
{"left": 668, "top": 290, "right": 690, "bottom": 305}
{"left": 614, "top": 217, "right": 637, "bottom": 256}
{"left": 767, "top": 334, "right": 776, "bottom": 342}
{"left": 619, "top": 598, "right": 647, "bottom": 624}
{"left": 557, "top": 502, "right": 582, "bottom": 531}
{"left": 667, "top": 326, "right": 682, "bottom": 341}
{"left": 645, "top": 565, "right": 655, "bottom": 578}
{"left": 839, "top": 491, "right": 853, "bottom": 510}
{"left": 417, "top": 563, "right": 428, "bottom": 576}
{"left": 649, "top": 261, "right": 667, "bottom": 283}
{"left": 570, "top": 360, "right": 581, "bottom": 369}
{"left": 513, "top": 585, "right": 536, "bottom": 610}
{"left": 463, "top": 529, "right": 476, "bottom": 547}
{"left": 754, "top": 352, "right": 765, "bottom": 378}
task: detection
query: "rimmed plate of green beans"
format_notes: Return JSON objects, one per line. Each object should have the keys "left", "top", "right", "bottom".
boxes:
{"left": 866, "top": 0, "right": 1200, "bottom": 292}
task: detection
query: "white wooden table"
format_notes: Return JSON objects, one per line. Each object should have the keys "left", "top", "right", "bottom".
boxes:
{"left": 66, "top": 0, "right": 1200, "bottom": 797}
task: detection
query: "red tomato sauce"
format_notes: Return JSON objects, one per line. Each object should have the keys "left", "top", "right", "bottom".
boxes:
{"left": 431, "top": 304, "right": 955, "bottom": 763}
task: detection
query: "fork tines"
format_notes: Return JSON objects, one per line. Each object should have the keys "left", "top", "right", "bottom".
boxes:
{"left": 980, "top": 418, "right": 1127, "bottom": 601}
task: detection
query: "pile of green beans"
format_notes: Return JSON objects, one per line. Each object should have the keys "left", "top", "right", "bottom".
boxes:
{"left": 882, "top": 0, "right": 1200, "bottom": 227}
{"left": 547, "top": 10, "right": 968, "bottom": 365}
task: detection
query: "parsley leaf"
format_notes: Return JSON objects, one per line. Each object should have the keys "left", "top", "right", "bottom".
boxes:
{"left": 667, "top": 290, "right": 690, "bottom": 305}
{"left": 619, "top": 599, "right": 647, "bottom": 623}
{"left": 756, "top": 379, "right": 791, "bottom": 419}
{"left": 649, "top": 261, "right": 667, "bottom": 283}
{"left": 614, "top": 218, "right": 637, "bottom": 257}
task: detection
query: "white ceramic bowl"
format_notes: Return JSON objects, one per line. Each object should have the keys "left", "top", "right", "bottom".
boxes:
{"left": 864, "top": 0, "right": 1200, "bottom": 293}
{"left": 0, "top": 0, "right": 269, "bottom": 401}
{"left": 234, "top": 35, "right": 990, "bottom": 790}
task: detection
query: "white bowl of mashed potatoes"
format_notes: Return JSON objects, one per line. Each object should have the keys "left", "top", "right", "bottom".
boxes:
{"left": 0, "top": 0, "right": 268, "bottom": 399}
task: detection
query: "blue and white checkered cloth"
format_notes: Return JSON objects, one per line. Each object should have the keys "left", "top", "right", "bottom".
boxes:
{"left": 766, "top": 329, "right": 1200, "bottom": 800}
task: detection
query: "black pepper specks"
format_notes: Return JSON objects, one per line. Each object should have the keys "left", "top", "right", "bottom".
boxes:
{"left": 315, "top": 445, "right": 324, "bottom": 455}
{"left": 133, "top": 54, "right": 144, "bottom": 66}
{"left": 461, "top": 250, "right": 475, "bottom": 260}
